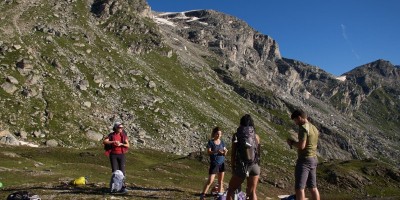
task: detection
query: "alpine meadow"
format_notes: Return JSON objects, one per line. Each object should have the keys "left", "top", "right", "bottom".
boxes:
{"left": 0, "top": 0, "right": 399, "bottom": 199}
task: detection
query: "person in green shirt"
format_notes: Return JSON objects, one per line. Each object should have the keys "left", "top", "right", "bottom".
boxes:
{"left": 287, "top": 109, "right": 320, "bottom": 200}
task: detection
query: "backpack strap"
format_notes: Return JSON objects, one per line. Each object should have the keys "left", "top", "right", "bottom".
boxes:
{"left": 108, "top": 132, "right": 126, "bottom": 143}
{"left": 106, "top": 132, "right": 128, "bottom": 154}
{"left": 254, "top": 133, "right": 260, "bottom": 164}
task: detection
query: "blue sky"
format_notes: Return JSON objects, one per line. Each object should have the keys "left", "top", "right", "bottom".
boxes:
{"left": 147, "top": 0, "right": 400, "bottom": 76}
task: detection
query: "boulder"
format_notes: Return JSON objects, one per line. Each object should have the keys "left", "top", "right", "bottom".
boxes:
{"left": 148, "top": 81, "right": 156, "bottom": 88}
{"left": 1, "top": 82, "right": 18, "bottom": 94}
{"left": 13, "top": 44, "right": 22, "bottom": 50}
{"left": 46, "top": 139, "right": 58, "bottom": 147}
{"left": 83, "top": 101, "right": 91, "bottom": 108}
{"left": 19, "top": 131, "right": 28, "bottom": 139}
{"left": 78, "top": 80, "right": 89, "bottom": 91}
{"left": 6, "top": 76, "right": 19, "bottom": 84}
{"left": 16, "top": 59, "right": 34, "bottom": 74}
{"left": 26, "top": 74, "right": 41, "bottom": 85}
{"left": 32, "top": 131, "right": 41, "bottom": 138}
{"left": 183, "top": 122, "right": 191, "bottom": 129}
{"left": 0, "top": 130, "right": 11, "bottom": 137}
{"left": 93, "top": 75, "right": 104, "bottom": 84}
{"left": 0, "top": 131, "right": 20, "bottom": 146}
{"left": 86, "top": 130, "right": 103, "bottom": 141}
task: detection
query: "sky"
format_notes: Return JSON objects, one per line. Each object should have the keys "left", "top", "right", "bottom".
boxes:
{"left": 147, "top": 0, "right": 400, "bottom": 76}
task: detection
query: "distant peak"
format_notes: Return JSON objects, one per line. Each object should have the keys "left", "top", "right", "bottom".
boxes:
{"left": 344, "top": 59, "right": 399, "bottom": 79}
{"left": 372, "top": 59, "right": 391, "bottom": 65}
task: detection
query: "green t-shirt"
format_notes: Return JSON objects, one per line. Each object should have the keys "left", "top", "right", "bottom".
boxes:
{"left": 298, "top": 122, "right": 319, "bottom": 159}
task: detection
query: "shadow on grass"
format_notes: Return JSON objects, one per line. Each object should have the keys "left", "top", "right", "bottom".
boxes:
{"left": 130, "top": 185, "right": 184, "bottom": 193}
{"left": 1, "top": 184, "right": 188, "bottom": 199}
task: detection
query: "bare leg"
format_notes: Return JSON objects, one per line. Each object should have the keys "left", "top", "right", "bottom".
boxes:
{"left": 201, "top": 174, "right": 216, "bottom": 195}
{"left": 226, "top": 175, "right": 245, "bottom": 200}
{"left": 296, "top": 189, "right": 305, "bottom": 200}
{"left": 309, "top": 187, "right": 320, "bottom": 200}
{"left": 217, "top": 172, "right": 225, "bottom": 193}
{"left": 246, "top": 175, "right": 259, "bottom": 200}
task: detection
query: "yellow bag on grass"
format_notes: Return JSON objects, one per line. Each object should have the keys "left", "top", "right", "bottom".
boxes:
{"left": 73, "top": 176, "right": 86, "bottom": 185}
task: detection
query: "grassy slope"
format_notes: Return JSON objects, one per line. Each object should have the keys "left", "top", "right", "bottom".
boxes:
{"left": 1, "top": 146, "right": 399, "bottom": 200}
{"left": 1, "top": 1, "right": 400, "bottom": 199}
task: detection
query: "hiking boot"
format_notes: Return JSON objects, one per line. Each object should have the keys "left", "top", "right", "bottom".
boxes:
{"left": 199, "top": 193, "right": 205, "bottom": 200}
{"left": 119, "top": 188, "right": 128, "bottom": 194}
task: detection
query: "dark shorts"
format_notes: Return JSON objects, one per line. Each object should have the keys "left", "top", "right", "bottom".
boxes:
{"left": 233, "top": 162, "right": 260, "bottom": 178}
{"left": 295, "top": 157, "right": 318, "bottom": 189}
{"left": 209, "top": 163, "right": 225, "bottom": 174}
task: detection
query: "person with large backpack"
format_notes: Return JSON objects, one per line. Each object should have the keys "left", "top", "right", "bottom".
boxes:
{"left": 226, "top": 114, "right": 261, "bottom": 200}
{"left": 287, "top": 110, "right": 320, "bottom": 200}
{"left": 103, "top": 122, "right": 130, "bottom": 193}
{"left": 200, "top": 127, "right": 228, "bottom": 200}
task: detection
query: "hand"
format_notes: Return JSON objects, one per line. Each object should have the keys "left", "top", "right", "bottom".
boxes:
{"left": 286, "top": 139, "right": 295, "bottom": 148}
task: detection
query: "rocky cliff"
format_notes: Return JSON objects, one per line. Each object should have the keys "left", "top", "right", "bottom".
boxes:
{"left": 153, "top": 10, "right": 400, "bottom": 166}
{"left": 0, "top": 0, "right": 399, "bottom": 169}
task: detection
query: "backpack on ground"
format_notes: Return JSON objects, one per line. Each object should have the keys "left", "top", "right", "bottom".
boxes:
{"left": 234, "top": 189, "right": 246, "bottom": 200}
{"left": 235, "top": 126, "right": 258, "bottom": 164}
{"left": 7, "top": 191, "right": 41, "bottom": 200}
{"left": 214, "top": 191, "right": 227, "bottom": 200}
{"left": 110, "top": 170, "right": 125, "bottom": 193}
{"left": 279, "top": 194, "right": 296, "bottom": 200}
{"left": 73, "top": 176, "right": 87, "bottom": 185}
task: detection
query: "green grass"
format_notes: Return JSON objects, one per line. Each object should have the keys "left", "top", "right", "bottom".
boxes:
{"left": 1, "top": 2, "right": 399, "bottom": 199}
{"left": 1, "top": 146, "right": 399, "bottom": 199}
{"left": 358, "top": 88, "right": 400, "bottom": 135}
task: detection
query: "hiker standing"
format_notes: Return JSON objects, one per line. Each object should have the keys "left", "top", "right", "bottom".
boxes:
{"left": 287, "top": 109, "right": 320, "bottom": 200}
{"left": 200, "top": 127, "right": 228, "bottom": 200}
{"left": 226, "top": 114, "right": 260, "bottom": 200}
{"left": 103, "top": 122, "right": 130, "bottom": 175}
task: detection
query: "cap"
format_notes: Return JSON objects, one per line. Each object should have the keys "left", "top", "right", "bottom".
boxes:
{"left": 113, "top": 122, "right": 123, "bottom": 129}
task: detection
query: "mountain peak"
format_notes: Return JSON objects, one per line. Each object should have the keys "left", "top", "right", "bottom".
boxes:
{"left": 154, "top": 8, "right": 281, "bottom": 72}
{"left": 345, "top": 59, "right": 399, "bottom": 79}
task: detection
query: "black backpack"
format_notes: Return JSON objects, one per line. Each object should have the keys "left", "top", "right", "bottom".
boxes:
{"left": 235, "top": 126, "right": 258, "bottom": 164}
{"left": 7, "top": 191, "right": 40, "bottom": 200}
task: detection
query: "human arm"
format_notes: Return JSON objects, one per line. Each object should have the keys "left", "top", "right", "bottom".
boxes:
{"left": 103, "top": 137, "right": 114, "bottom": 145}
{"left": 287, "top": 127, "right": 307, "bottom": 150}
{"left": 207, "top": 147, "right": 214, "bottom": 155}
{"left": 220, "top": 147, "right": 228, "bottom": 156}
{"left": 256, "top": 134, "right": 261, "bottom": 162}
{"left": 103, "top": 138, "right": 121, "bottom": 146}
{"left": 230, "top": 142, "right": 237, "bottom": 169}
{"left": 207, "top": 147, "right": 226, "bottom": 155}
{"left": 122, "top": 138, "right": 130, "bottom": 148}
{"left": 287, "top": 139, "right": 306, "bottom": 150}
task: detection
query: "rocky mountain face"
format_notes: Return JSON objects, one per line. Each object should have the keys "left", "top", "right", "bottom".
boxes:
{"left": 0, "top": 0, "right": 399, "bottom": 169}
{"left": 0, "top": 0, "right": 275, "bottom": 158}
{"left": 154, "top": 10, "right": 400, "bottom": 167}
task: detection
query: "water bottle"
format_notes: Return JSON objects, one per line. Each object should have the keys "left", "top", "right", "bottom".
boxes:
{"left": 245, "top": 142, "right": 254, "bottom": 160}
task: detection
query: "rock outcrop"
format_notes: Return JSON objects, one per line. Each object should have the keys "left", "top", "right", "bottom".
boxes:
{"left": 0, "top": 0, "right": 398, "bottom": 168}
